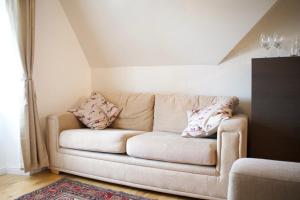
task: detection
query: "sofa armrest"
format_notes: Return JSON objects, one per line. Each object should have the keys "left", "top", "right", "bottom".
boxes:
{"left": 47, "top": 112, "right": 84, "bottom": 168}
{"left": 216, "top": 114, "right": 248, "bottom": 174}
{"left": 228, "top": 158, "right": 300, "bottom": 200}
{"left": 48, "top": 112, "right": 83, "bottom": 133}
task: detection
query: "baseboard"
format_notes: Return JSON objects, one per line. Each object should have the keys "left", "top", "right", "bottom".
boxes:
{"left": 0, "top": 167, "right": 47, "bottom": 176}
{"left": 0, "top": 163, "right": 27, "bottom": 175}
{"left": 0, "top": 168, "right": 7, "bottom": 175}
{"left": 5, "top": 168, "right": 29, "bottom": 176}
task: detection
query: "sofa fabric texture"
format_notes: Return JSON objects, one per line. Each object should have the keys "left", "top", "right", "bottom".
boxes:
{"left": 228, "top": 158, "right": 300, "bottom": 200}
{"left": 127, "top": 132, "right": 217, "bottom": 165}
{"left": 153, "top": 94, "right": 237, "bottom": 133}
{"left": 48, "top": 92, "right": 248, "bottom": 200}
{"left": 59, "top": 128, "right": 145, "bottom": 154}
{"left": 59, "top": 148, "right": 219, "bottom": 177}
{"left": 101, "top": 91, "right": 155, "bottom": 131}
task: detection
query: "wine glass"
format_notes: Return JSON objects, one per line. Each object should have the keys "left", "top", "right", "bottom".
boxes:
{"left": 273, "top": 33, "right": 284, "bottom": 57}
{"left": 290, "top": 36, "right": 299, "bottom": 56}
{"left": 260, "top": 33, "right": 272, "bottom": 57}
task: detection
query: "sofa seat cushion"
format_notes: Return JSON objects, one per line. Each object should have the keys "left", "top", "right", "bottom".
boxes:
{"left": 59, "top": 129, "right": 145, "bottom": 154}
{"left": 127, "top": 132, "right": 217, "bottom": 165}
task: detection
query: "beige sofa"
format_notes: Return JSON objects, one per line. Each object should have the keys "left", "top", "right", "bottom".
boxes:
{"left": 228, "top": 158, "right": 300, "bottom": 200}
{"left": 47, "top": 92, "right": 248, "bottom": 200}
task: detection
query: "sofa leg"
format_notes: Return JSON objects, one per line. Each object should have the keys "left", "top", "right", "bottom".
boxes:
{"left": 50, "top": 169, "right": 60, "bottom": 175}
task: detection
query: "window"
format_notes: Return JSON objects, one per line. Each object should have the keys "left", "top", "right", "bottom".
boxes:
{"left": 0, "top": 0, "right": 24, "bottom": 170}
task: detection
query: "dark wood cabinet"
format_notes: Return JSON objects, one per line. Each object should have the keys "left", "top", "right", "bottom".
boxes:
{"left": 250, "top": 57, "right": 300, "bottom": 162}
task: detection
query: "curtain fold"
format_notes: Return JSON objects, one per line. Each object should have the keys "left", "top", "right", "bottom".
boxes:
{"left": 6, "top": 0, "right": 49, "bottom": 172}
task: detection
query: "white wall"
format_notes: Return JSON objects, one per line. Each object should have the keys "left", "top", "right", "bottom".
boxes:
{"left": 92, "top": 0, "right": 300, "bottom": 116}
{"left": 92, "top": 59, "right": 252, "bottom": 114}
{"left": 34, "top": 0, "right": 92, "bottom": 134}
{"left": 0, "top": 128, "right": 6, "bottom": 174}
{"left": 60, "top": 0, "right": 275, "bottom": 66}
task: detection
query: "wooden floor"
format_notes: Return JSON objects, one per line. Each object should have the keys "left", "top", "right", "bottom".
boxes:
{"left": 0, "top": 170, "right": 192, "bottom": 200}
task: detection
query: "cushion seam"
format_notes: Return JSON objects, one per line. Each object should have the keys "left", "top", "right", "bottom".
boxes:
{"left": 232, "top": 172, "right": 300, "bottom": 183}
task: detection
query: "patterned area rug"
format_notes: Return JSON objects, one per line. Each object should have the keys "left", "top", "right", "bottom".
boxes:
{"left": 16, "top": 178, "right": 152, "bottom": 200}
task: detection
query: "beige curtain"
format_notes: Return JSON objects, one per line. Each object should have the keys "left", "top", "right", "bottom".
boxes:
{"left": 6, "top": 0, "right": 49, "bottom": 172}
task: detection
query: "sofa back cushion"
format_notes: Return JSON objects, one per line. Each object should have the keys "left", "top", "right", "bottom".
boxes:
{"left": 153, "top": 94, "right": 238, "bottom": 133}
{"left": 101, "top": 91, "right": 155, "bottom": 131}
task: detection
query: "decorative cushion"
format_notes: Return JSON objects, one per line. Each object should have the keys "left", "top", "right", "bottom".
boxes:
{"left": 127, "top": 132, "right": 217, "bottom": 166}
{"left": 69, "top": 91, "right": 121, "bottom": 129}
{"left": 182, "top": 97, "right": 238, "bottom": 137}
{"left": 153, "top": 94, "right": 238, "bottom": 133}
{"left": 59, "top": 128, "right": 145, "bottom": 153}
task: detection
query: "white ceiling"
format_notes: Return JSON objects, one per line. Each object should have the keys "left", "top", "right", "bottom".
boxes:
{"left": 60, "top": 0, "right": 276, "bottom": 67}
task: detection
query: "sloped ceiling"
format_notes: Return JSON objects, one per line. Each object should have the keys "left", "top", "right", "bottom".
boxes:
{"left": 60, "top": 0, "right": 276, "bottom": 67}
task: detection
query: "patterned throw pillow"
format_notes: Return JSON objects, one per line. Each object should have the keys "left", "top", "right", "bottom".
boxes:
{"left": 69, "top": 91, "right": 121, "bottom": 129}
{"left": 181, "top": 97, "right": 238, "bottom": 138}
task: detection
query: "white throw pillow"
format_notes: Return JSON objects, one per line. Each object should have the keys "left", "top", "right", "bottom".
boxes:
{"left": 69, "top": 91, "right": 121, "bottom": 129}
{"left": 181, "top": 97, "right": 238, "bottom": 138}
